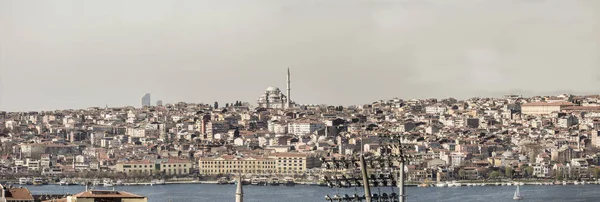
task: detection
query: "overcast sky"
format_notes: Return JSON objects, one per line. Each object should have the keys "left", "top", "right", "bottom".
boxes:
{"left": 1, "top": 0, "right": 599, "bottom": 111}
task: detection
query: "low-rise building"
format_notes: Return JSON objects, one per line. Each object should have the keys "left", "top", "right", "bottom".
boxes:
{"left": 115, "top": 158, "right": 192, "bottom": 176}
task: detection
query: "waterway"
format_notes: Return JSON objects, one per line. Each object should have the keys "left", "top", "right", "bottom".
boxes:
{"left": 25, "top": 184, "right": 600, "bottom": 202}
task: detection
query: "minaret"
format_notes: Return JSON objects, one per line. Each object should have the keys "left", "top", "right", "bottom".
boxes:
{"left": 235, "top": 176, "right": 244, "bottom": 202}
{"left": 287, "top": 68, "right": 291, "bottom": 109}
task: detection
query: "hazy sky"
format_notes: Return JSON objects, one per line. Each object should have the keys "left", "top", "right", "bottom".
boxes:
{"left": 1, "top": 0, "right": 599, "bottom": 111}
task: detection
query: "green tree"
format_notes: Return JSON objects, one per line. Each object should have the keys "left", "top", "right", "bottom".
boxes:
{"left": 594, "top": 168, "right": 600, "bottom": 180}
{"left": 505, "top": 167, "right": 514, "bottom": 179}
{"left": 489, "top": 171, "right": 500, "bottom": 179}
{"left": 524, "top": 166, "right": 534, "bottom": 178}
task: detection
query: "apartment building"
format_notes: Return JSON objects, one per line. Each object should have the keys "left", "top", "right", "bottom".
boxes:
{"left": 115, "top": 158, "right": 192, "bottom": 176}
{"left": 198, "top": 155, "right": 276, "bottom": 175}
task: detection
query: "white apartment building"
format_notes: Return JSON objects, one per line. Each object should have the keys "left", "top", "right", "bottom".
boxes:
{"left": 287, "top": 121, "right": 325, "bottom": 136}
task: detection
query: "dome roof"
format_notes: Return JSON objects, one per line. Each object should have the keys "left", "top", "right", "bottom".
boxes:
{"left": 266, "top": 86, "right": 280, "bottom": 91}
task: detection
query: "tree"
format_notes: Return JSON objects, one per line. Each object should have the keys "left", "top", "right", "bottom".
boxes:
{"left": 524, "top": 166, "right": 534, "bottom": 178}
{"left": 458, "top": 169, "right": 466, "bottom": 180}
{"left": 594, "top": 168, "right": 600, "bottom": 180}
{"left": 214, "top": 102, "right": 219, "bottom": 109}
{"left": 489, "top": 171, "right": 500, "bottom": 179}
{"left": 505, "top": 167, "right": 514, "bottom": 179}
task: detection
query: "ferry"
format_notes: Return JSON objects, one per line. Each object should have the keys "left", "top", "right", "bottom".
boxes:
{"left": 59, "top": 178, "right": 77, "bottom": 186}
{"left": 33, "top": 178, "right": 46, "bottom": 186}
{"left": 19, "top": 177, "right": 32, "bottom": 185}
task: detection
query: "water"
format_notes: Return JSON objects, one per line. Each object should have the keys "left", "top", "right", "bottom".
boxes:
{"left": 25, "top": 184, "right": 600, "bottom": 202}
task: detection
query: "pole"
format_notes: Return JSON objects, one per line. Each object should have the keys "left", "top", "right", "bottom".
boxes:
{"left": 399, "top": 160, "right": 405, "bottom": 202}
{"left": 360, "top": 154, "right": 372, "bottom": 202}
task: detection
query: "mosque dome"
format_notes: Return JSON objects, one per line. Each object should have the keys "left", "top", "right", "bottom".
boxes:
{"left": 266, "top": 86, "right": 280, "bottom": 92}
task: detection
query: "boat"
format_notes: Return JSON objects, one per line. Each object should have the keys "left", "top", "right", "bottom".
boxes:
{"left": 92, "top": 179, "right": 103, "bottom": 187}
{"left": 255, "top": 178, "right": 268, "bottom": 186}
{"left": 33, "top": 178, "right": 46, "bottom": 186}
{"left": 104, "top": 182, "right": 114, "bottom": 187}
{"left": 115, "top": 180, "right": 124, "bottom": 186}
{"left": 151, "top": 179, "right": 165, "bottom": 185}
{"left": 59, "top": 178, "right": 76, "bottom": 186}
{"left": 283, "top": 177, "right": 296, "bottom": 186}
{"left": 268, "top": 178, "right": 281, "bottom": 186}
{"left": 513, "top": 185, "right": 523, "bottom": 200}
{"left": 19, "top": 177, "right": 30, "bottom": 185}
{"left": 217, "top": 178, "right": 230, "bottom": 185}
{"left": 59, "top": 179, "right": 68, "bottom": 186}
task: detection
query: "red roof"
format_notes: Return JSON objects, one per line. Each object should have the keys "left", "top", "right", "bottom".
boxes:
{"left": 73, "top": 190, "right": 145, "bottom": 198}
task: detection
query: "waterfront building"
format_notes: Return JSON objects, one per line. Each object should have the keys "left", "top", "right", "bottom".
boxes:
{"left": 115, "top": 158, "right": 192, "bottom": 176}
{"left": 198, "top": 155, "right": 277, "bottom": 175}
{"left": 272, "top": 153, "right": 321, "bottom": 175}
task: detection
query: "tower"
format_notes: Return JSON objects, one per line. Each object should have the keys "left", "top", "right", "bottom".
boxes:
{"left": 287, "top": 68, "right": 291, "bottom": 109}
{"left": 235, "top": 176, "right": 243, "bottom": 202}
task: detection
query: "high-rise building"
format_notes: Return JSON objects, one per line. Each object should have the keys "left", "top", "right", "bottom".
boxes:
{"left": 156, "top": 100, "right": 163, "bottom": 106}
{"left": 141, "top": 93, "right": 151, "bottom": 107}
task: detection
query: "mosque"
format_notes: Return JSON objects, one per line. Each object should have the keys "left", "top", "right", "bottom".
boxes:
{"left": 257, "top": 68, "right": 295, "bottom": 109}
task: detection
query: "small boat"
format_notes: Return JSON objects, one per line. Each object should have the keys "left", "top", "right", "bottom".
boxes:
{"left": 115, "top": 180, "right": 124, "bottom": 186}
{"left": 104, "top": 182, "right": 114, "bottom": 187}
{"left": 513, "top": 185, "right": 523, "bottom": 200}
{"left": 268, "top": 178, "right": 280, "bottom": 186}
{"left": 217, "top": 178, "right": 230, "bottom": 185}
{"left": 151, "top": 179, "right": 165, "bottom": 185}
{"left": 19, "top": 177, "right": 30, "bottom": 185}
{"left": 283, "top": 177, "right": 296, "bottom": 186}
{"left": 435, "top": 183, "right": 447, "bottom": 187}
{"left": 92, "top": 179, "right": 103, "bottom": 187}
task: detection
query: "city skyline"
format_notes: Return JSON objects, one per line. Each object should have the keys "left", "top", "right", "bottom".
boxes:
{"left": 1, "top": 0, "right": 599, "bottom": 111}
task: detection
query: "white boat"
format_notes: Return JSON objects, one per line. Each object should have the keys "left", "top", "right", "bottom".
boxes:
{"left": 104, "top": 183, "right": 114, "bottom": 187}
{"left": 151, "top": 179, "right": 165, "bottom": 185}
{"left": 19, "top": 177, "right": 30, "bottom": 185}
{"left": 435, "top": 183, "right": 447, "bottom": 187}
{"left": 513, "top": 185, "right": 523, "bottom": 200}
{"left": 115, "top": 180, "right": 124, "bottom": 186}
{"left": 59, "top": 179, "right": 68, "bottom": 186}
{"left": 92, "top": 179, "right": 103, "bottom": 187}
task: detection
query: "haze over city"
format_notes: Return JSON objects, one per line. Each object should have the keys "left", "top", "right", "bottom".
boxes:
{"left": 1, "top": 0, "right": 599, "bottom": 111}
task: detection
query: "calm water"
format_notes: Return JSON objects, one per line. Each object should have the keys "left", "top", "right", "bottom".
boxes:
{"left": 25, "top": 184, "right": 600, "bottom": 202}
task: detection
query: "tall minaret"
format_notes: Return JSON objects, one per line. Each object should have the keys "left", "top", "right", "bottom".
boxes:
{"left": 235, "top": 176, "right": 244, "bottom": 202}
{"left": 287, "top": 68, "right": 291, "bottom": 109}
